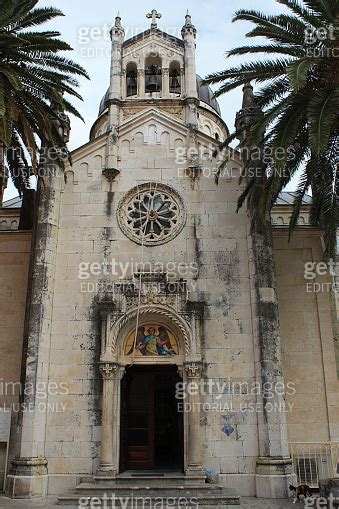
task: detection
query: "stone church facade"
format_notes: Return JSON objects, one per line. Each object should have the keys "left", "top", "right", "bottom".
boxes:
{"left": 0, "top": 10, "right": 338, "bottom": 502}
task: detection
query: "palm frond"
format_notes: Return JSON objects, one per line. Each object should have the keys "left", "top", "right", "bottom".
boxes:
{"left": 308, "top": 89, "right": 339, "bottom": 155}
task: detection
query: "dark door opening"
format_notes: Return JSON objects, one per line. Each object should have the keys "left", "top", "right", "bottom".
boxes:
{"left": 120, "top": 365, "right": 183, "bottom": 471}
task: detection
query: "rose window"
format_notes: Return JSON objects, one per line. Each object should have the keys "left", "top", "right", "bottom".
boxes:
{"left": 117, "top": 183, "right": 186, "bottom": 245}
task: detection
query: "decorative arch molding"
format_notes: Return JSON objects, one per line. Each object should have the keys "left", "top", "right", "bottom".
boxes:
{"left": 109, "top": 304, "right": 191, "bottom": 358}
{"left": 98, "top": 272, "right": 203, "bottom": 365}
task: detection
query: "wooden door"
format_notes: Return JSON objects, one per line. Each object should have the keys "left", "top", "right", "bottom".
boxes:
{"left": 125, "top": 370, "right": 155, "bottom": 469}
{"left": 119, "top": 374, "right": 128, "bottom": 472}
{"left": 120, "top": 366, "right": 184, "bottom": 471}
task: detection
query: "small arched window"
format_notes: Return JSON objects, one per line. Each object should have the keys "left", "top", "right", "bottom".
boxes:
{"left": 126, "top": 62, "right": 137, "bottom": 97}
{"left": 169, "top": 61, "right": 181, "bottom": 94}
{"left": 145, "top": 55, "right": 162, "bottom": 93}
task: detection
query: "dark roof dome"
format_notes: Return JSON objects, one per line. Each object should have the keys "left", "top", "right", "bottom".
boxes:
{"left": 196, "top": 75, "right": 221, "bottom": 115}
{"left": 98, "top": 89, "right": 110, "bottom": 116}
{"left": 97, "top": 75, "right": 221, "bottom": 117}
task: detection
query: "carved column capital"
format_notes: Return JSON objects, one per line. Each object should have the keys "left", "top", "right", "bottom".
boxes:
{"left": 102, "top": 167, "right": 120, "bottom": 182}
{"left": 99, "top": 301, "right": 114, "bottom": 317}
{"left": 186, "top": 301, "right": 204, "bottom": 318}
{"left": 162, "top": 67, "right": 169, "bottom": 76}
{"left": 99, "top": 363, "right": 125, "bottom": 380}
{"left": 184, "top": 361, "right": 202, "bottom": 378}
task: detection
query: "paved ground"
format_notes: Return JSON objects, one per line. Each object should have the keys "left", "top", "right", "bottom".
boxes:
{"left": 0, "top": 495, "right": 304, "bottom": 508}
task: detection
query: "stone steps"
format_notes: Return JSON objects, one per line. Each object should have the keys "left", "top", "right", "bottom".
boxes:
{"left": 95, "top": 474, "right": 207, "bottom": 487}
{"left": 58, "top": 474, "right": 240, "bottom": 506}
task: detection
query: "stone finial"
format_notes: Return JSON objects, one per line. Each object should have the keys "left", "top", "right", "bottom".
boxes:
{"left": 185, "top": 9, "right": 192, "bottom": 25}
{"left": 115, "top": 12, "right": 121, "bottom": 28}
{"left": 146, "top": 9, "right": 162, "bottom": 29}
{"left": 181, "top": 9, "right": 196, "bottom": 38}
{"left": 110, "top": 12, "right": 124, "bottom": 40}
{"left": 235, "top": 81, "right": 263, "bottom": 144}
{"left": 50, "top": 98, "right": 71, "bottom": 142}
{"left": 242, "top": 82, "right": 256, "bottom": 109}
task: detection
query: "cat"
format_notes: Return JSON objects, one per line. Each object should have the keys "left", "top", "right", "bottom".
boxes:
{"left": 289, "top": 484, "right": 313, "bottom": 503}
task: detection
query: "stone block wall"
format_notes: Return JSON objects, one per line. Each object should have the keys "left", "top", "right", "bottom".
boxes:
{"left": 273, "top": 230, "right": 339, "bottom": 442}
{"left": 0, "top": 232, "right": 31, "bottom": 461}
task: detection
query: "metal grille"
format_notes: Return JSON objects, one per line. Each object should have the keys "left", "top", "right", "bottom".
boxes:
{"left": 290, "top": 442, "right": 339, "bottom": 488}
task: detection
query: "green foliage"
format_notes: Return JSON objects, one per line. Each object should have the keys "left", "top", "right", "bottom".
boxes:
{"left": 0, "top": 0, "right": 89, "bottom": 193}
{"left": 204, "top": 0, "right": 338, "bottom": 258}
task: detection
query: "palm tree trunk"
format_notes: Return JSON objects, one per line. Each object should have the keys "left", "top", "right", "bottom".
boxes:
{"left": 0, "top": 141, "right": 5, "bottom": 207}
{"left": 336, "top": 142, "right": 338, "bottom": 207}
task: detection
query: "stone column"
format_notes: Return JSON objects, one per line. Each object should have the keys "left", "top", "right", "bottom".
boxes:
{"left": 184, "top": 362, "right": 203, "bottom": 475}
{"left": 185, "top": 98, "right": 201, "bottom": 180}
{"left": 105, "top": 14, "right": 124, "bottom": 174}
{"left": 121, "top": 69, "right": 126, "bottom": 99}
{"left": 182, "top": 14, "right": 200, "bottom": 181}
{"left": 181, "top": 11, "right": 198, "bottom": 100}
{"left": 97, "top": 363, "right": 125, "bottom": 476}
{"left": 138, "top": 69, "right": 145, "bottom": 97}
{"left": 162, "top": 68, "right": 169, "bottom": 98}
{"left": 180, "top": 68, "right": 185, "bottom": 97}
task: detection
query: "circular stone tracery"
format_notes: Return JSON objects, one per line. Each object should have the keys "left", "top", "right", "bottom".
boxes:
{"left": 117, "top": 183, "right": 186, "bottom": 245}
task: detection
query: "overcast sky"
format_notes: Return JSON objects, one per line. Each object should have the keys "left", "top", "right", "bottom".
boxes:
{"left": 5, "top": 0, "right": 291, "bottom": 200}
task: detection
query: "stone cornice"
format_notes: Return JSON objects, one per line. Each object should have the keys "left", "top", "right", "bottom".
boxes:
{"left": 122, "top": 28, "right": 184, "bottom": 49}
{"left": 272, "top": 227, "right": 324, "bottom": 237}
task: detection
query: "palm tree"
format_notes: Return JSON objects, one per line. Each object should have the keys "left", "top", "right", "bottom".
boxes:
{"left": 204, "top": 0, "right": 338, "bottom": 258}
{"left": 0, "top": 0, "right": 89, "bottom": 200}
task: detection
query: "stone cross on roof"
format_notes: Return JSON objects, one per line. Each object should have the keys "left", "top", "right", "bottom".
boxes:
{"left": 146, "top": 9, "right": 162, "bottom": 29}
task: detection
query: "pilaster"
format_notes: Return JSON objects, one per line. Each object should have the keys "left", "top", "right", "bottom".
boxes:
{"left": 105, "top": 14, "right": 124, "bottom": 174}
{"left": 184, "top": 361, "right": 203, "bottom": 475}
{"left": 5, "top": 109, "right": 69, "bottom": 498}
{"left": 97, "top": 362, "right": 125, "bottom": 476}
{"left": 181, "top": 11, "right": 198, "bottom": 100}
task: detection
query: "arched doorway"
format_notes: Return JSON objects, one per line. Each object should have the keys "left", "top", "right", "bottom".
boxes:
{"left": 97, "top": 286, "right": 204, "bottom": 477}
{"left": 119, "top": 322, "right": 184, "bottom": 471}
{"left": 120, "top": 364, "right": 184, "bottom": 471}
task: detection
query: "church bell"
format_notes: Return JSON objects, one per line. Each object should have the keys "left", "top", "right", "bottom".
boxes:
{"left": 146, "top": 74, "right": 159, "bottom": 91}
{"left": 170, "top": 74, "right": 180, "bottom": 91}
{"left": 127, "top": 74, "right": 137, "bottom": 94}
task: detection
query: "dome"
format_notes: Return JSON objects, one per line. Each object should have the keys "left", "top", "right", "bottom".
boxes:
{"left": 196, "top": 75, "right": 221, "bottom": 115}
{"left": 97, "top": 75, "right": 221, "bottom": 117}
{"left": 98, "top": 89, "right": 110, "bottom": 116}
